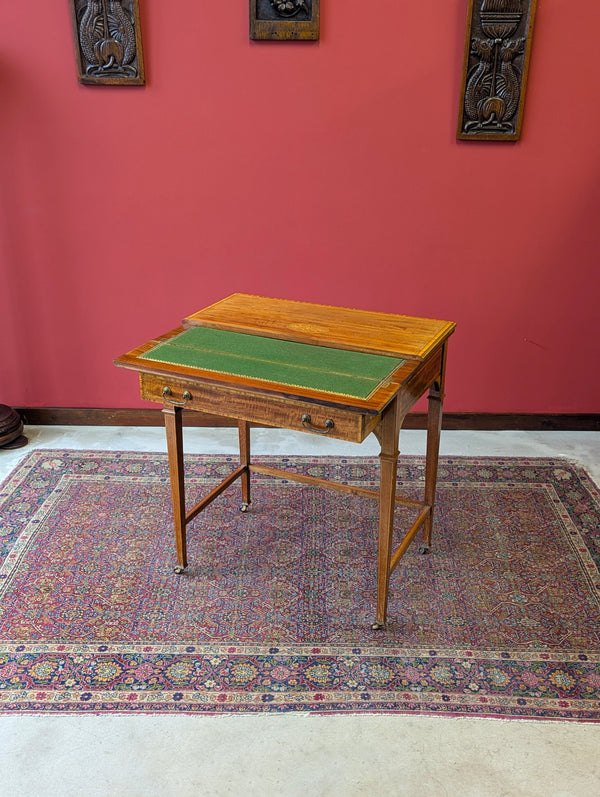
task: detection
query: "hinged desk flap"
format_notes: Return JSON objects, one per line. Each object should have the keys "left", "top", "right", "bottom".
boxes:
{"left": 184, "top": 294, "right": 455, "bottom": 361}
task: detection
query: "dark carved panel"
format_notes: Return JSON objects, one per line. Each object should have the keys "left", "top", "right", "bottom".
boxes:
{"left": 69, "top": 1, "right": 145, "bottom": 85}
{"left": 250, "top": 0, "right": 320, "bottom": 40}
{"left": 457, "top": 0, "right": 537, "bottom": 141}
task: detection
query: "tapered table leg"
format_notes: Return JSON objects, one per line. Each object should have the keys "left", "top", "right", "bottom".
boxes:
{"left": 422, "top": 375, "right": 445, "bottom": 552}
{"left": 373, "top": 396, "right": 400, "bottom": 629}
{"left": 163, "top": 405, "right": 187, "bottom": 571}
{"left": 238, "top": 420, "right": 251, "bottom": 510}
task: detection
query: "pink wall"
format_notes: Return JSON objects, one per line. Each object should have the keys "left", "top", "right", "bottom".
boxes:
{"left": 1, "top": 2, "right": 599, "bottom": 413}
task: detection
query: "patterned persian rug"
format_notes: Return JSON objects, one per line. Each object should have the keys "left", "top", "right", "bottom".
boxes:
{"left": 1, "top": 450, "right": 599, "bottom": 720}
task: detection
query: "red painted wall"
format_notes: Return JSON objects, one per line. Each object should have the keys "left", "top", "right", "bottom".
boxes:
{"left": 1, "top": 2, "right": 599, "bottom": 413}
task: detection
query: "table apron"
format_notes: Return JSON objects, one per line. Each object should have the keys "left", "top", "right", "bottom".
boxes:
{"left": 396, "top": 346, "right": 444, "bottom": 418}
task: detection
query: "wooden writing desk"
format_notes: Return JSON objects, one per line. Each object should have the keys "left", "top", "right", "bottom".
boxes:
{"left": 115, "top": 294, "right": 456, "bottom": 629}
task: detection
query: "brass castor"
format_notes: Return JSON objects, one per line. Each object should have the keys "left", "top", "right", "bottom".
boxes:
{"left": 419, "top": 545, "right": 430, "bottom": 554}
{"left": 173, "top": 565, "right": 185, "bottom": 574}
{"left": 240, "top": 503, "right": 250, "bottom": 512}
{"left": 371, "top": 621, "right": 385, "bottom": 631}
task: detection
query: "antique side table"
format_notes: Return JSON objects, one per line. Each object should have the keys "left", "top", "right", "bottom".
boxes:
{"left": 115, "top": 294, "right": 456, "bottom": 628}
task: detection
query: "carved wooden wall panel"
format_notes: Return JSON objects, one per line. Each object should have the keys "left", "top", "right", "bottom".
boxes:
{"left": 69, "top": 1, "right": 145, "bottom": 85}
{"left": 457, "top": 0, "right": 537, "bottom": 141}
{"left": 250, "top": 0, "right": 320, "bottom": 40}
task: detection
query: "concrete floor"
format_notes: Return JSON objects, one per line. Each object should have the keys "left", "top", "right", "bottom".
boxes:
{"left": 1, "top": 426, "right": 600, "bottom": 797}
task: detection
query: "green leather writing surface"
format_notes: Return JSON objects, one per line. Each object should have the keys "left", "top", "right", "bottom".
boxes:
{"left": 141, "top": 327, "right": 404, "bottom": 399}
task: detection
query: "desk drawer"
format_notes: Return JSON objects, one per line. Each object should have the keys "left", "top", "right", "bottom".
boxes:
{"left": 140, "top": 373, "right": 378, "bottom": 443}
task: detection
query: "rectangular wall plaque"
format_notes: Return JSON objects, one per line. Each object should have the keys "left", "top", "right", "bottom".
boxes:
{"left": 457, "top": 0, "right": 537, "bottom": 141}
{"left": 250, "top": 0, "right": 320, "bottom": 41}
{"left": 69, "top": 0, "right": 145, "bottom": 85}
